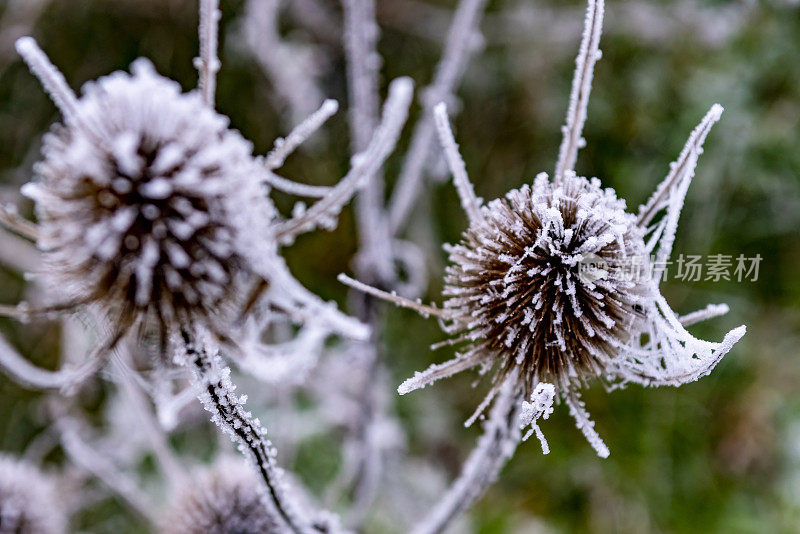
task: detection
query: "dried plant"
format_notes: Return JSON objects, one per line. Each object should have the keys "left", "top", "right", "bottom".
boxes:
{"left": 0, "top": 0, "right": 754, "bottom": 532}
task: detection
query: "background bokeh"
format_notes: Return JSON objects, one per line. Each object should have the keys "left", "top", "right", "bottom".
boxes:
{"left": 0, "top": 0, "right": 799, "bottom": 532}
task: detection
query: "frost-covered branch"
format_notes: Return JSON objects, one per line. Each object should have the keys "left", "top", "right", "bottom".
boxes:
{"left": 433, "top": 102, "right": 482, "bottom": 224}
{"left": 274, "top": 77, "right": 413, "bottom": 244}
{"left": 388, "top": 0, "right": 489, "bottom": 233}
{"left": 553, "top": 0, "right": 604, "bottom": 182}
{"left": 410, "top": 381, "right": 522, "bottom": 534}
{"left": 338, "top": 274, "right": 449, "bottom": 319}
{"left": 196, "top": 0, "right": 221, "bottom": 106}
{"left": 679, "top": 303, "right": 729, "bottom": 327}
{"left": 179, "top": 329, "right": 324, "bottom": 534}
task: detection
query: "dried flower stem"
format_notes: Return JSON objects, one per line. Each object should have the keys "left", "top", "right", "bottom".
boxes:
{"left": 410, "top": 380, "right": 522, "bottom": 534}
{"left": 182, "top": 330, "right": 317, "bottom": 534}
{"left": 554, "top": 0, "right": 604, "bottom": 183}
{"left": 196, "top": 0, "right": 221, "bottom": 106}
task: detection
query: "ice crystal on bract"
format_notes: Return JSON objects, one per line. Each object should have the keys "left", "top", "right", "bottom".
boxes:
{"left": 341, "top": 0, "right": 746, "bottom": 458}
{"left": 24, "top": 57, "right": 257, "bottom": 335}
{"left": 161, "top": 459, "right": 281, "bottom": 534}
{"left": 442, "top": 173, "right": 649, "bottom": 397}
{"left": 0, "top": 455, "right": 67, "bottom": 534}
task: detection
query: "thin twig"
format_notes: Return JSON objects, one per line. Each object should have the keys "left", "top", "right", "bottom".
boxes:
{"left": 553, "top": 0, "right": 604, "bottom": 183}
{"left": 196, "top": 0, "right": 221, "bottom": 107}
{"left": 433, "top": 102, "right": 482, "bottom": 224}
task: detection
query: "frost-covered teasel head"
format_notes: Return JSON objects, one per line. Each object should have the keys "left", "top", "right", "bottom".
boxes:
{"left": 160, "top": 459, "right": 281, "bottom": 534}
{"left": 22, "top": 56, "right": 259, "bottom": 333}
{"left": 443, "top": 172, "right": 650, "bottom": 397}
{"left": 340, "top": 0, "right": 745, "bottom": 458}
{"left": 0, "top": 455, "right": 67, "bottom": 534}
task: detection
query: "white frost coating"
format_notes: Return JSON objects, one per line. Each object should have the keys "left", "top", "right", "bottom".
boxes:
{"left": 265, "top": 99, "right": 339, "bottom": 170}
{"left": 566, "top": 394, "right": 609, "bottom": 458}
{"left": 519, "top": 383, "right": 555, "bottom": 454}
{"left": 339, "top": 273, "right": 449, "bottom": 320}
{"left": 388, "top": 0, "right": 489, "bottom": 233}
{"left": 274, "top": 77, "right": 414, "bottom": 243}
{"left": 553, "top": 0, "right": 604, "bottom": 183}
{"left": 637, "top": 104, "right": 724, "bottom": 227}
{"left": 433, "top": 103, "right": 483, "bottom": 224}
{"left": 178, "top": 329, "right": 317, "bottom": 534}
{"left": 679, "top": 303, "right": 729, "bottom": 327}
{"left": 196, "top": 0, "right": 221, "bottom": 106}
{"left": 15, "top": 37, "right": 87, "bottom": 134}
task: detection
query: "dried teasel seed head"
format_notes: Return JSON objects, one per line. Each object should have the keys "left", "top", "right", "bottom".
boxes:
{"left": 24, "top": 59, "right": 266, "bottom": 330}
{"left": 160, "top": 459, "right": 282, "bottom": 534}
{"left": 443, "top": 172, "right": 650, "bottom": 394}
{"left": 0, "top": 455, "right": 67, "bottom": 534}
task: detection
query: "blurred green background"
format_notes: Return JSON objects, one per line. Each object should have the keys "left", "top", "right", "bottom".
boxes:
{"left": 1, "top": 0, "right": 799, "bottom": 532}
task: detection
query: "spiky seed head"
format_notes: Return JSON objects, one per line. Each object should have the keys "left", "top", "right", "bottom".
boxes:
{"left": 25, "top": 59, "right": 266, "bottom": 330}
{"left": 0, "top": 455, "right": 67, "bottom": 534}
{"left": 160, "top": 459, "right": 281, "bottom": 534}
{"left": 443, "top": 172, "right": 650, "bottom": 394}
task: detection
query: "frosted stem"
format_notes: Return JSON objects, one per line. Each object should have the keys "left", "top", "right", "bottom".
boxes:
{"left": 265, "top": 99, "right": 340, "bottom": 170}
{"left": 274, "top": 77, "right": 413, "bottom": 243}
{"left": 0, "top": 203, "right": 39, "bottom": 241}
{"left": 410, "top": 380, "right": 521, "bottom": 534}
{"left": 433, "top": 102, "right": 483, "bottom": 224}
{"left": 388, "top": 0, "right": 489, "bottom": 233}
{"left": 15, "top": 37, "right": 81, "bottom": 125}
{"left": 338, "top": 274, "right": 449, "bottom": 319}
{"left": 565, "top": 392, "right": 609, "bottom": 458}
{"left": 182, "top": 330, "right": 319, "bottom": 534}
{"left": 553, "top": 0, "right": 604, "bottom": 183}
{"left": 637, "top": 104, "right": 724, "bottom": 227}
{"left": 263, "top": 172, "right": 334, "bottom": 198}
{"left": 196, "top": 0, "right": 221, "bottom": 107}
{"left": 679, "top": 303, "right": 729, "bottom": 327}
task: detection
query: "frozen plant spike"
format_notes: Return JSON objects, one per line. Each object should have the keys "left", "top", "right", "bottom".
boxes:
{"left": 338, "top": 273, "right": 450, "bottom": 319}
{"left": 196, "top": 0, "right": 221, "bottom": 106}
{"left": 265, "top": 99, "right": 340, "bottom": 170}
{"left": 679, "top": 303, "right": 729, "bottom": 327}
{"left": 554, "top": 0, "right": 604, "bottom": 182}
{"left": 637, "top": 104, "right": 724, "bottom": 227}
{"left": 566, "top": 393, "right": 609, "bottom": 458}
{"left": 433, "top": 102, "right": 483, "bottom": 224}
{"left": 519, "top": 383, "right": 555, "bottom": 454}
{"left": 15, "top": 37, "right": 100, "bottom": 139}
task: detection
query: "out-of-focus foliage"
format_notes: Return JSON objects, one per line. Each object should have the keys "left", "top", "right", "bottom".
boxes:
{"left": 0, "top": 0, "right": 798, "bottom": 532}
